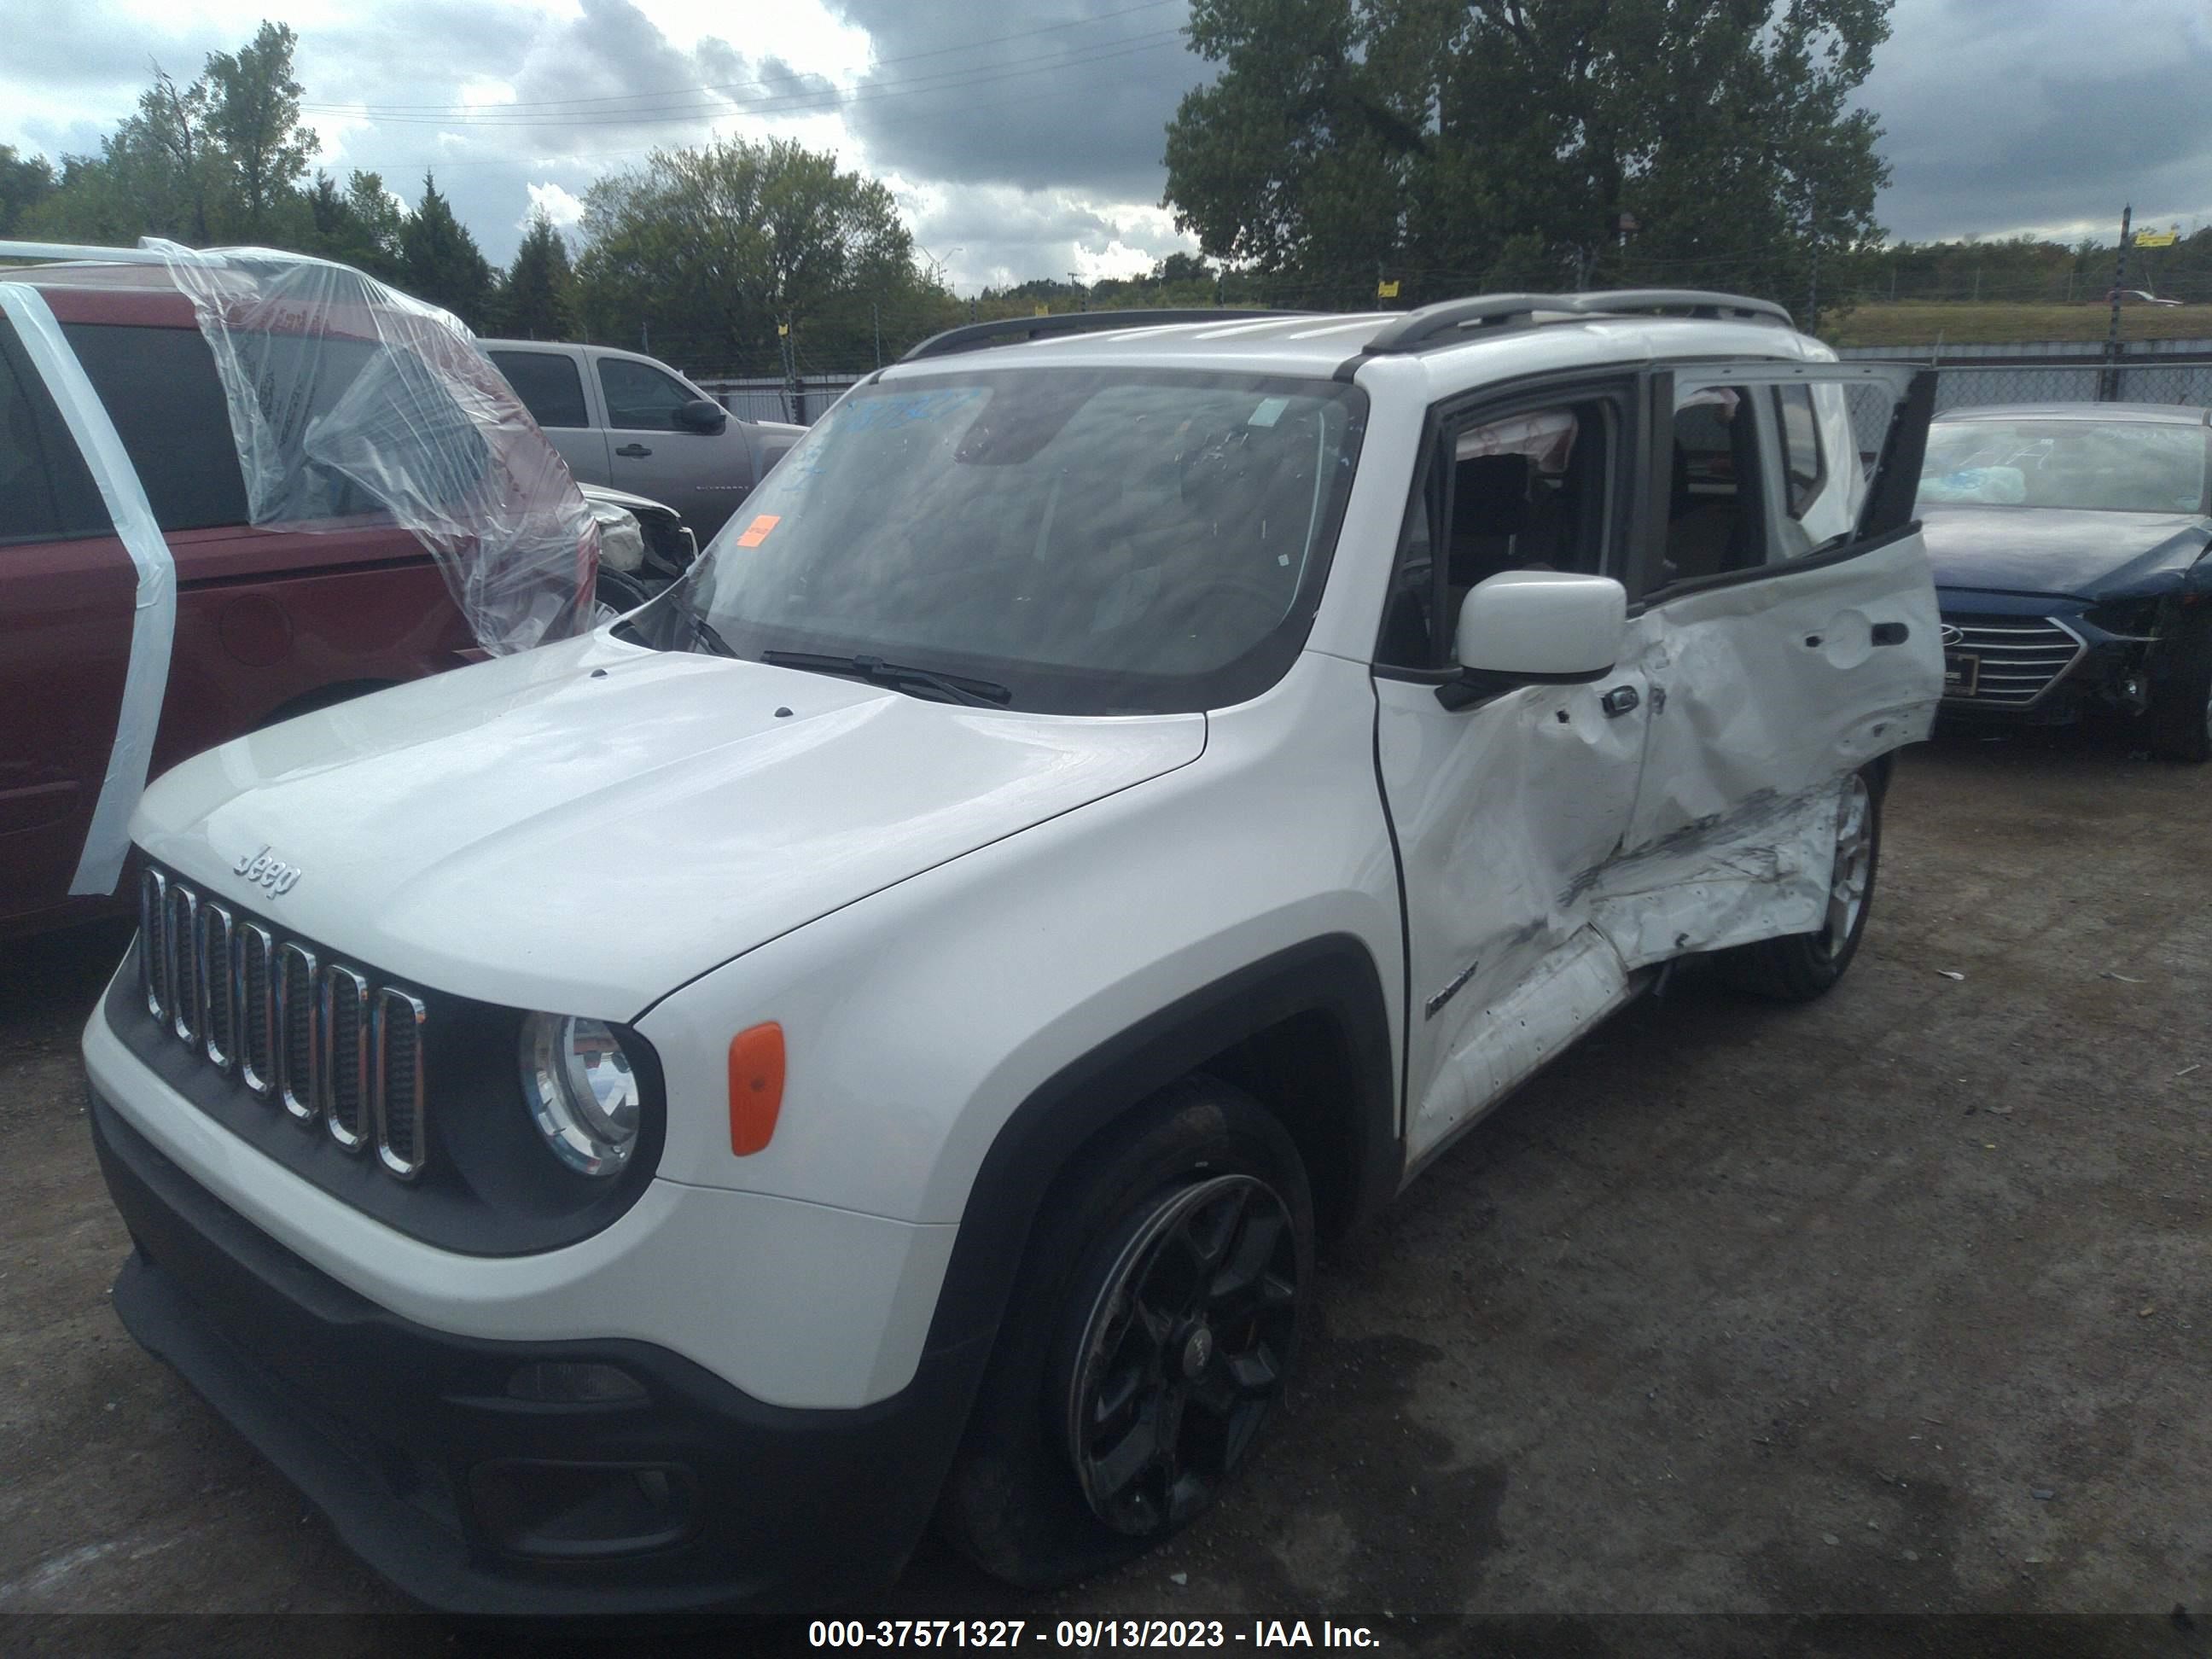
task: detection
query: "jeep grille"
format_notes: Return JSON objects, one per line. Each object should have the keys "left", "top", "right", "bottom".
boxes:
{"left": 139, "top": 867, "right": 429, "bottom": 1180}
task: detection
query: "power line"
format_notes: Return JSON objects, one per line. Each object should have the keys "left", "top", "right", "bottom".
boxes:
{"left": 302, "top": 0, "right": 1185, "bottom": 116}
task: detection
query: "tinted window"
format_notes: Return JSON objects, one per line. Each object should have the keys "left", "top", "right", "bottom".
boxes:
{"left": 686, "top": 369, "right": 1368, "bottom": 715}
{"left": 1663, "top": 386, "right": 1767, "bottom": 582}
{"left": 0, "top": 322, "right": 110, "bottom": 545}
{"left": 599, "top": 358, "right": 696, "bottom": 430}
{"left": 489, "top": 349, "right": 590, "bottom": 428}
{"left": 61, "top": 323, "right": 251, "bottom": 531}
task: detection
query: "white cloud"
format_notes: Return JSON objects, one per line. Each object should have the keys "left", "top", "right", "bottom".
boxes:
{"left": 525, "top": 180, "right": 586, "bottom": 226}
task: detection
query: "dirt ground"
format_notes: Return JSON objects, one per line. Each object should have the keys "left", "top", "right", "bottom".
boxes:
{"left": 1, "top": 724, "right": 2206, "bottom": 1650}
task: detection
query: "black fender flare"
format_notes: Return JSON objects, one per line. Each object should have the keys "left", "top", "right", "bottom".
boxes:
{"left": 919, "top": 933, "right": 1400, "bottom": 1358}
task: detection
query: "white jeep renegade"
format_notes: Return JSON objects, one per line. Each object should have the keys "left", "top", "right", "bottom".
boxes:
{"left": 84, "top": 293, "right": 1944, "bottom": 1613}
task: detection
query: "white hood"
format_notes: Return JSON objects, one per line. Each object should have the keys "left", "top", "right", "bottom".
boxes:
{"left": 133, "top": 633, "right": 1204, "bottom": 1016}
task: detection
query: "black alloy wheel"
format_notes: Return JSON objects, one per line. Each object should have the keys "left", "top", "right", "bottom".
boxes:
{"left": 1060, "top": 1172, "right": 1300, "bottom": 1536}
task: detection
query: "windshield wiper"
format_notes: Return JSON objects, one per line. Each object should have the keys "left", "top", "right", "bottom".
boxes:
{"left": 761, "top": 650, "right": 1013, "bottom": 708}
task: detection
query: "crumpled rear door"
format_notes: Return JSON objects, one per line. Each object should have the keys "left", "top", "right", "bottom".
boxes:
{"left": 1586, "top": 364, "right": 1941, "bottom": 966}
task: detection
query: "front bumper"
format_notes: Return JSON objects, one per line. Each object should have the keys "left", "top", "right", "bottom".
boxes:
{"left": 1936, "top": 590, "right": 2155, "bottom": 725}
{"left": 90, "top": 1086, "right": 987, "bottom": 1615}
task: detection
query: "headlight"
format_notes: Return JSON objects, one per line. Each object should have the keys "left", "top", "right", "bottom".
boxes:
{"left": 520, "top": 1012, "right": 643, "bottom": 1177}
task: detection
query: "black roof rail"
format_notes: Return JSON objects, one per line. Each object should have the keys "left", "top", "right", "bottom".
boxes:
{"left": 900, "top": 308, "right": 1305, "bottom": 363}
{"left": 1363, "top": 288, "right": 1794, "bottom": 356}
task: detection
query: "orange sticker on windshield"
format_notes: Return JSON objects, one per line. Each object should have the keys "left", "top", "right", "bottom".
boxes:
{"left": 735, "top": 514, "right": 781, "bottom": 548}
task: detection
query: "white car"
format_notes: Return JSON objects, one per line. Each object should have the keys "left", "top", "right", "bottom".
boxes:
{"left": 84, "top": 293, "right": 1943, "bottom": 1612}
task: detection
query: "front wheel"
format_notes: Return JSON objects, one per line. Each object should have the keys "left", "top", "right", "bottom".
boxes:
{"left": 935, "top": 1079, "right": 1312, "bottom": 1588}
{"left": 1718, "top": 765, "right": 1883, "bottom": 1002}
{"left": 2146, "top": 623, "right": 2212, "bottom": 763}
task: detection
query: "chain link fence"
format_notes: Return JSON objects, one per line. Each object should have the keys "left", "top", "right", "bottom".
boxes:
{"left": 1837, "top": 339, "right": 2212, "bottom": 415}
{"left": 694, "top": 375, "right": 863, "bottom": 425}
{"left": 698, "top": 343, "right": 2212, "bottom": 433}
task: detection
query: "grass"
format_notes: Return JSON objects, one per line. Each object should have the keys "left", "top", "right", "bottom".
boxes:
{"left": 1821, "top": 301, "right": 2212, "bottom": 347}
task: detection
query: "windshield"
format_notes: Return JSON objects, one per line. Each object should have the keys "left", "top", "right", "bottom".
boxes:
{"left": 679, "top": 367, "right": 1368, "bottom": 714}
{"left": 1918, "top": 419, "right": 2209, "bottom": 514}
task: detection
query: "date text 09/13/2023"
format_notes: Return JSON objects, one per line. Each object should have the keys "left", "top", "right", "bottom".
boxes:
{"left": 806, "top": 1620, "right": 1384, "bottom": 1649}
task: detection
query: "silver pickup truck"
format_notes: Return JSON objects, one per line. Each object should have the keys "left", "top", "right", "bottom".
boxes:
{"left": 483, "top": 339, "right": 806, "bottom": 541}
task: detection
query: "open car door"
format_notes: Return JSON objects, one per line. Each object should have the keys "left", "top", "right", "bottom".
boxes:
{"left": 1581, "top": 359, "right": 1941, "bottom": 967}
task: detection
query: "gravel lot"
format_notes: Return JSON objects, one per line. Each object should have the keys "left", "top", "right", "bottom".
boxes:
{"left": 2, "top": 725, "right": 2206, "bottom": 1647}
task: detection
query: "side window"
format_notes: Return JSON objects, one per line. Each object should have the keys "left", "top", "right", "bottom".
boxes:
{"left": 61, "top": 323, "right": 250, "bottom": 532}
{"left": 1775, "top": 386, "right": 1824, "bottom": 515}
{"left": 489, "top": 350, "right": 590, "bottom": 429}
{"left": 1662, "top": 386, "right": 1768, "bottom": 584}
{"left": 598, "top": 358, "right": 696, "bottom": 431}
{"left": 0, "top": 323, "right": 110, "bottom": 544}
{"left": 1376, "top": 396, "right": 1619, "bottom": 669}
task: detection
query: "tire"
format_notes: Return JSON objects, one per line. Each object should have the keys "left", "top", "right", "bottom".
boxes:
{"left": 935, "top": 1077, "right": 1313, "bottom": 1589}
{"left": 2146, "top": 622, "right": 2212, "bottom": 763}
{"left": 1718, "top": 764, "right": 1883, "bottom": 1003}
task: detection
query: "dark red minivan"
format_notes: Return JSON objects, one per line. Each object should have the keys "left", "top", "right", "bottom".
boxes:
{"left": 1, "top": 261, "right": 488, "bottom": 939}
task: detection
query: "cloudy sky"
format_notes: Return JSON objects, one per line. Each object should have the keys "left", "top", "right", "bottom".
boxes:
{"left": 2, "top": 0, "right": 2205, "bottom": 290}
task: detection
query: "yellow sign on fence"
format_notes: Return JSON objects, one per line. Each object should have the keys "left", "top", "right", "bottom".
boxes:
{"left": 1034, "top": 303, "right": 1050, "bottom": 317}
{"left": 1377, "top": 279, "right": 1401, "bottom": 299}
{"left": 2133, "top": 226, "right": 2180, "bottom": 248}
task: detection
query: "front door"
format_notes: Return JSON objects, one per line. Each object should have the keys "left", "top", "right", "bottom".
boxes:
{"left": 594, "top": 352, "right": 756, "bottom": 538}
{"left": 1372, "top": 380, "right": 1655, "bottom": 1161}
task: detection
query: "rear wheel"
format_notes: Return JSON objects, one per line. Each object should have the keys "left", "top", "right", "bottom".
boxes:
{"left": 1719, "top": 765, "right": 1882, "bottom": 1002}
{"left": 936, "top": 1078, "right": 1312, "bottom": 1588}
{"left": 2146, "top": 622, "right": 2212, "bottom": 763}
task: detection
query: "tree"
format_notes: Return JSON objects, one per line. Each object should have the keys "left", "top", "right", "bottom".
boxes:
{"left": 0, "top": 146, "right": 56, "bottom": 235}
{"left": 303, "top": 168, "right": 404, "bottom": 279}
{"left": 498, "top": 209, "right": 579, "bottom": 339}
{"left": 204, "top": 22, "right": 315, "bottom": 239}
{"left": 399, "top": 173, "right": 497, "bottom": 328}
{"left": 574, "top": 137, "right": 946, "bottom": 373}
{"left": 18, "top": 20, "right": 320, "bottom": 249}
{"left": 1163, "top": 0, "right": 1895, "bottom": 318}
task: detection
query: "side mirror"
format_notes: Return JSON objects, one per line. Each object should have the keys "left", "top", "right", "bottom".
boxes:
{"left": 1445, "top": 571, "right": 1626, "bottom": 707}
{"left": 677, "top": 398, "right": 729, "bottom": 434}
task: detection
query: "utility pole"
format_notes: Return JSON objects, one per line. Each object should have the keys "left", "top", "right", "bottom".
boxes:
{"left": 1069, "top": 271, "right": 1087, "bottom": 312}
{"left": 1804, "top": 190, "right": 1820, "bottom": 331}
{"left": 871, "top": 301, "right": 882, "bottom": 370}
{"left": 641, "top": 320, "right": 650, "bottom": 354}
{"left": 2101, "top": 203, "right": 2132, "bottom": 400}
{"left": 778, "top": 317, "right": 800, "bottom": 423}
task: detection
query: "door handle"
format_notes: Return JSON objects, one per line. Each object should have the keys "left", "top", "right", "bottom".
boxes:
{"left": 615, "top": 443, "right": 652, "bottom": 457}
{"left": 1600, "top": 684, "right": 1640, "bottom": 717}
{"left": 1871, "top": 621, "right": 1909, "bottom": 646}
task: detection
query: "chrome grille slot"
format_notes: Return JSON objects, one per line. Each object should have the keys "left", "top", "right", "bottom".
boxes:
{"left": 140, "top": 869, "right": 170, "bottom": 1022}
{"left": 165, "top": 883, "right": 200, "bottom": 1046}
{"left": 322, "top": 965, "right": 371, "bottom": 1151}
{"left": 131, "top": 862, "right": 431, "bottom": 1181}
{"left": 276, "top": 941, "right": 320, "bottom": 1124}
{"left": 374, "top": 988, "right": 428, "bottom": 1180}
{"left": 236, "top": 924, "right": 276, "bottom": 1097}
{"left": 198, "top": 903, "right": 236, "bottom": 1073}
{"left": 1941, "top": 615, "right": 2086, "bottom": 708}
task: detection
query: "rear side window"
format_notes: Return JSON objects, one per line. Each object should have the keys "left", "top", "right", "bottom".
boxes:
{"left": 0, "top": 319, "right": 111, "bottom": 545}
{"left": 61, "top": 323, "right": 250, "bottom": 532}
{"left": 598, "top": 358, "right": 696, "bottom": 430}
{"left": 488, "top": 350, "right": 590, "bottom": 429}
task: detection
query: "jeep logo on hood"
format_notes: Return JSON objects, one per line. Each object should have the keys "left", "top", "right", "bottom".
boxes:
{"left": 233, "top": 844, "right": 302, "bottom": 897}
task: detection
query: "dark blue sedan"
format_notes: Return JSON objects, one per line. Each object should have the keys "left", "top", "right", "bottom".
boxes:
{"left": 1918, "top": 403, "right": 2212, "bottom": 760}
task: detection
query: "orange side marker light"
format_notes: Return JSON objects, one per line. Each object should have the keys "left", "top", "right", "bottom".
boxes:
{"left": 727, "top": 1022, "right": 786, "bottom": 1155}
